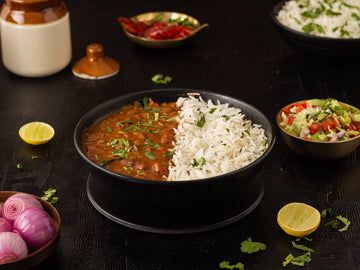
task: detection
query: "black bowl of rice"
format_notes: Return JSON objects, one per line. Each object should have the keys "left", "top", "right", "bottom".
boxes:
{"left": 74, "top": 89, "right": 275, "bottom": 234}
{"left": 271, "top": 0, "right": 360, "bottom": 58}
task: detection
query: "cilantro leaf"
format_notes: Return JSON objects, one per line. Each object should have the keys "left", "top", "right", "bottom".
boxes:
{"left": 41, "top": 188, "right": 58, "bottom": 205}
{"left": 291, "top": 241, "right": 314, "bottom": 253}
{"left": 219, "top": 261, "right": 244, "bottom": 270}
{"left": 325, "top": 220, "right": 339, "bottom": 229}
{"left": 152, "top": 74, "right": 172, "bottom": 84}
{"left": 240, "top": 238, "right": 266, "bottom": 254}
{"left": 283, "top": 254, "right": 294, "bottom": 267}
{"left": 337, "top": 215, "right": 350, "bottom": 232}
{"left": 197, "top": 112, "right": 206, "bottom": 127}
{"left": 145, "top": 151, "right": 156, "bottom": 160}
{"left": 291, "top": 252, "right": 312, "bottom": 267}
{"left": 321, "top": 208, "right": 334, "bottom": 218}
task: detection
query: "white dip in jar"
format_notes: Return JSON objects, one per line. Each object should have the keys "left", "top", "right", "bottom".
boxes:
{"left": 0, "top": 0, "right": 72, "bottom": 77}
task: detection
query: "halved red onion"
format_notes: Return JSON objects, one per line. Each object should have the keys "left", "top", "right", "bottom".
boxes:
{"left": 0, "top": 218, "right": 12, "bottom": 233}
{"left": 2, "top": 194, "right": 43, "bottom": 225}
{"left": 13, "top": 208, "right": 56, "bottom": 252}
{"left": 0, "top": 232, "right": 28, "bottom": 264}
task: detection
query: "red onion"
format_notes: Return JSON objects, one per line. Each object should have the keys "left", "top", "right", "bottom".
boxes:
{"left": 0, "top": 218, "right": 12, "bottom": 233}
{"left": 0, "top": 232, "right": 28, "bottom": 264}
{"left": 2, "top": 193, "right": 43, "bottom": 225}
{"left": 13, "top": 208, "right": 56, "bottom": 252}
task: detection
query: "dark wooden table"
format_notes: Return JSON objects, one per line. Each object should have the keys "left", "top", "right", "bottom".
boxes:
{"left": 1, "top": 0, "right": 360, "bottom": 269}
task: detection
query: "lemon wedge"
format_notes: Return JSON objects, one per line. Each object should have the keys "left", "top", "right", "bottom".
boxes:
{"left": 277, "top": 202, "right": 321, "bottom": 237}
{"left": 19, "top": 122, "right": 55, "bottom": 145}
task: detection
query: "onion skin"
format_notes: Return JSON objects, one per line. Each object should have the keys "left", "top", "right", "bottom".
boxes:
{"left": 0, "top": 232, "right": 28, "bottom": 264}
{"left": 2, "top": 193, "right": 43, "bottom": 225}
{"left": 13, "top": 208, "right": 56, "bottom": 252}
{"left": 0, "top": 218, "right": 12, "bottom": 233}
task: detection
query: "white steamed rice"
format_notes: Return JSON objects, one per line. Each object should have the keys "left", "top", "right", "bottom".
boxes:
{"left": 167, "top": 94, "right": 268, "bottom": 181}
{"left": 277, "top": 0, "right": 360, "bottom": 38}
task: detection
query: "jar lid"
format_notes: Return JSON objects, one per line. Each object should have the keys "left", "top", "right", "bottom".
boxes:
{"left": 5, "top": 0, "right": 61, "bottom": 11}
{"left": 72, "top": 43, "right": 120, "bottom": 80}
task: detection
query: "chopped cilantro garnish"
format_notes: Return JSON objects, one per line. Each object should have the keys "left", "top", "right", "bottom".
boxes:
{"left": 291, "top": 241, "right": 314, "bottom": 253}
{"left": 337, "top": 215, "right": 350, "bottom": 232}
{"left": 197, "top": 112, "right": 206, "bottom": 127}
{"left": 352, "top": 12, "right": 360, "bottom": 21}
{"left": 222, "top": 115, "right": 230, "bottom": 121}
{"left": 326, "top": 9, "right": 341, "bottom": 16}
{"left": 143, "top": 97, "right": 150, "bottom": 111}
{"left": 41, "top": 188, "right": 58, "bottom": 205}
{"left": 209, "top": 108, "right": 217, "bottom": 114}
{"left": 191, "top": 157, "right": 206, "bottom": 167}
{"left": 165, "top": 149, "right": 175, "bottom": 157}
{"left": 145, "top": 151, "right": 156, "bottom": 160}
{"left": 31, "top": 155, "right": 38, "bottom": 159}
{"left": 165, "top": 115, "right": 179, "bottom": 122}
{"left": 325, "top": 220, "right": 339, "bottom": 229}
{"left": 16, "top": 163, "right": 22, "bottom": 170}
{"left": 106, "top": 126, "right": 113, "bottom": 133}
{"left": 219, "top": 261, "right": 244, "bottom": 270}
{"left": 283, "top": 254, "right": 295, "bottom": 267}
{"left": 99, "top": 158, "right": 120, "bottom": 167}
{"left": 321, "top": 208, "right": 334, "bottom": 218}
{"left": 240, "top": 238, "right": 266, "bottom": 254}
{"left": 290, "top": 252, "right": 312, "bottom": 267}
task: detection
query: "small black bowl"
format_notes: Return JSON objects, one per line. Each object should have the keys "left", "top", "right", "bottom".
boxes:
{"left": 74, "top": 89, "right": 275, "bottom": 234}
{"left": 271, "top": 1, "right": 360, "bottom": 58}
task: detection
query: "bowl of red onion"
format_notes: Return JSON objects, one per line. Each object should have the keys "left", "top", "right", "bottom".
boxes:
{"left": 0, "top": 191, "right": 60, "bottom": 270}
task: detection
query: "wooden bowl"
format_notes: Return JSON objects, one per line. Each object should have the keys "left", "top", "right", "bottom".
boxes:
{"left": 276, "top": 100, "right": 360, "bottom": 160}
{"left": 0, "top": 191, "right": 61, "bottom": 270}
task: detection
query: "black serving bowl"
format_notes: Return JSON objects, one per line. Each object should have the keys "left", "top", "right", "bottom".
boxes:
{"left": 74, "top": 89, "right": 275, "bottom": 234}
{"left": 271, "top": 1, "right": 360, "bottom": 58}
{"left": 276, "top": 100, "right": 360, "bottom": 160}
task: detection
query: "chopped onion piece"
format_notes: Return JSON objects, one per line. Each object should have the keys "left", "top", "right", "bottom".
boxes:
{"left": 0, "top": 232, "right": 28, "bottom": 264}
{"left": 0, "top": 218, "right": 12, "bottom": 233}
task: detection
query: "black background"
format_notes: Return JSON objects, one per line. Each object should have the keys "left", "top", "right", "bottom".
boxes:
{"left": 1, "top": 0, "right": 360, "bottom": 269}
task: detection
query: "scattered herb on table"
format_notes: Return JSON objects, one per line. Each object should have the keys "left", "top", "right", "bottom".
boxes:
{"left": 41, "top": 188, "right": 58, "bottom": 205}
{"left": 321, "top": 208, "right": 334, "bottom": 218}
{"left": 16, "top": 163, "right": 23, "bottom": 170}
{"left": 321, "top": 208, "right": 351, "bottom": 232}
{"left": 31, "top": 155, "right": 38, "bottom": 159}
{"left": 152, "top": 74, "right": 172, "bottom": 84}
{"left": 337, "top": 215, "right": 351, "bottom": 232}
{"left": 219, "top": 261, "right": 244, "bottom": 270}
{"left": 240, "top": 237, "right": 266, "bottom": 254}
{"left": 291, "top": 241, "right": 314, "bottom": 253}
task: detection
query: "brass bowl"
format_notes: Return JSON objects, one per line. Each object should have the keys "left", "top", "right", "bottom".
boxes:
{"left": 0, "top": 191, "right": 61, "bottom": 270}
{"left": 119, "top": 11, "right": 209, "bottom": 48}
{"left": 276, "top": 100, "right": 360, "bottom": 160}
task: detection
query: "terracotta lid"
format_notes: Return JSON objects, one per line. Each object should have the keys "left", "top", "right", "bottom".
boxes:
{"left": 72, "top": 43, "right": 120, "bottom": 80}
{"left": 5, "top": 0, "right": 61, "bottom": 11}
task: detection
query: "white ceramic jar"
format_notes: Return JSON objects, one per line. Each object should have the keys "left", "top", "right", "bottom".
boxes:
{"left": 0, "top": 0, "right": 72, "bottom": 77}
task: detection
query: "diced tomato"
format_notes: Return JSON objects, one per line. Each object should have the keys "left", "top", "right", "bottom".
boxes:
{"left": 347, "top": 122, "right": 357, "bottom": 131}
{"left": 309, "top": 123, "right": 320, "bottom": 134}
{"left": 356, "top": 123, "right": 360, "bottom": 131}
{"left": 288, "top": 115, "right": 295, "bottom": 125}
{"left": 294, "top": 102, "right": 307, "bottom": 113}
{"left": 282, "top": 107, "right": 290, "bottom": 114}
{"left": 321, "top": 116, "right": 337, "bottom": 131}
